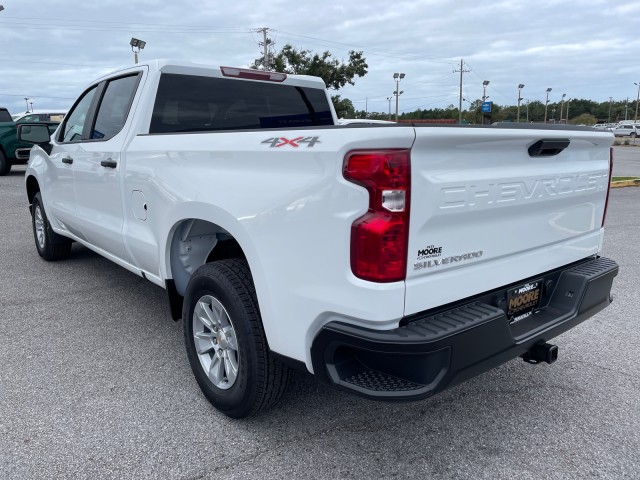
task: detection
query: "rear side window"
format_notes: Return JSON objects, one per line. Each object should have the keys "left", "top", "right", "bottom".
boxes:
{"left": 92, "top": 74, "right": 140, "bottom": 140}
{"left": 150, "top": 73, "right": 333, "bottom": 134}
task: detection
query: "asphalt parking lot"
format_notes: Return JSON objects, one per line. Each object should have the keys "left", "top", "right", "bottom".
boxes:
{"left": 1, "top": 163, "right": 639, "bottom": 479}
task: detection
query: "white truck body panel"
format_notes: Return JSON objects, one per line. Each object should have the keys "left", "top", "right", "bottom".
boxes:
{"left": 25, "top": 60, "right": 615, "bottom": 374}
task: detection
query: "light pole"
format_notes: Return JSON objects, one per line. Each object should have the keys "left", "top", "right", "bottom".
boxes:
{"left": 30, "top": 101, "right": 33, "bottom": 112}
{"left": 24, "top": 97, "right": 29, "bottom": 112}
{"left": 386, "top": 96, "right": 392, "bottom": 121}
{"left": 393, "top": 73, "right": 405, "bottom": 122}
{"left": 634, "top": 82, "right": 640, "bottom": 124}
{"left": 526, "top": 100, "right": 530, "bottom": 122}
{"left": 130, "top": 37, "right": 146, "bottom": 64}
{"left": 544, "top": 88, "right": 552, "bottom": 123}
{"left": 482, "top": 80, "right": 490, "bottom": 102}
{"left": 608, "top": 97, "right": 613, "bottom": 123}
{"left": 517, "top": 84, "right": 524, "bottom": 122}
{"left": 566, "top": 98, "right": 571, "bottom": 124}
{"left": 560, "top": 94, "right": 566, "bottom": 123}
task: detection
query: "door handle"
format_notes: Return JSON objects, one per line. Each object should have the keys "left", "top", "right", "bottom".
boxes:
{"left": 62, "top": 156, "right": 73, "bottom": 164}
{"left": 101, "top": 158, "right": 117, "bottom": 168}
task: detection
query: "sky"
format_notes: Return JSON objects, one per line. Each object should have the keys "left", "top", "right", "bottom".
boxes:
{"left": 1, "top": 0, "right": 639, "bottom": 117}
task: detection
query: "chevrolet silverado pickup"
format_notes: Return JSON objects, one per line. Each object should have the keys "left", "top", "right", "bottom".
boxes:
{"left": 19, "top": 60, "right": 618, "bottom": 418}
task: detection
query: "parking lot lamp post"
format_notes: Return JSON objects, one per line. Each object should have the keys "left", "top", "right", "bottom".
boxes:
{"left": 608, "top": 97, "right": 614, "bottom": 123}
{"left": 130, "top": 37, "right": 146, "bottom": 64}
{"left": 482, "top": 80, "right": 490, "bottom": 102}
{"left": 560, "top": 94, "right": 566, "bottom": 123}
{"left": 544, "top": 88, "right": 552, "bottom": 123}
{"left": 393, "top": 73, "right": 405, "bottom": 122}
{"left": 386, "top": 96, "right": 392, "bottom": 120}
{"left": 566, "top": 98, "right": 571, "bottom": 124}
{"left": 634, "top": 82, "right": 640, "bottom": 123}
{"left": 24, "top": 97, "right": 29, "bottom": 112}
{"left": 517, "top": 84, "right": 524, "bottom": 122}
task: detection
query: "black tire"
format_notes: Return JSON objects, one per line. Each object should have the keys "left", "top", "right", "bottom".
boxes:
{"left": 31, "top": 192, "right": 72, "bottom": 261}
{"left": 0, "top": 150, "right": 11, "bottom": 176}
{"left": 183, "top": 259, "right": 290, "bottom": 418}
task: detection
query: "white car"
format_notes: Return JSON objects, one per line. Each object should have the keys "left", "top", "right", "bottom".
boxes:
{"left": 611, "top": 124, "right": 638, "bottom": 137}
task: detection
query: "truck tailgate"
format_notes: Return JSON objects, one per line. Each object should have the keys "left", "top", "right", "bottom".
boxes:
{"left": 405, "top": 126, "right": 613, "bottom": 316}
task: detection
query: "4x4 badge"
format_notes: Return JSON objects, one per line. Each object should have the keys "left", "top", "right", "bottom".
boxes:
{"left": 261, "top": 136, "right": 320, "bottom": 148}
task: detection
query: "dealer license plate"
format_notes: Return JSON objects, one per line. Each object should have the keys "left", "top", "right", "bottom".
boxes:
{"left": 507, "top": 279, "right": 543, "bottom": 322}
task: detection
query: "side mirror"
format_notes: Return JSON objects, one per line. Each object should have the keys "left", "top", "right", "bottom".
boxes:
{"left": 17, "top": 123, "right": 51, "bottom": 144}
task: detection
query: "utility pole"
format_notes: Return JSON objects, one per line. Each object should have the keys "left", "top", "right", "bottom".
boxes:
{"left": 454, "top": 59, "right": 470, "bottom": 124}
{"left": 634, "top": 82, "right": 639, "bottom": 124}
{"left": 608, "top": 97, "right": 613, "bottom": 123}
{"left": 256, "top": 27, "right": 273, "bottom": 70}
{"left": 387, "top": 96, "right": 392, "bottom": 120}
{"left": 625, "top": 97, "right": 629, "bottom": 120}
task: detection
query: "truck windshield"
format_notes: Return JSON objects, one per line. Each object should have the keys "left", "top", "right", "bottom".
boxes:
{"left": 150, "top": 73, "right": 333, "bottom": 134}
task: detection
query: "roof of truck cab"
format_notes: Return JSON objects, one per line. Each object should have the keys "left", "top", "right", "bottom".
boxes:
{"left": 93, "top": 59, "right": 328, "bottom": 90}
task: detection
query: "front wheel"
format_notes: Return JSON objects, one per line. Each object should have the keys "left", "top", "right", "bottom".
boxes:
{"left": 31, "top": 192, "right": 72, "bottom": 261}
{"left": 183, "top": 259, "right": 290, "bottom": 418}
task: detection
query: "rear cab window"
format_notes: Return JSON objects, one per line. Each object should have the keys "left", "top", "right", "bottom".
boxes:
{"left": 0, "top": 109, "right": 13, "bottom": 123}
{"left": 149, "top": 73, "right": 333, "bottom": 134}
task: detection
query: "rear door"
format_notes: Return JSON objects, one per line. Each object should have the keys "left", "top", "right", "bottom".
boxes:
{"left": 404, "top": 125, "right": 613, "bottom": 315}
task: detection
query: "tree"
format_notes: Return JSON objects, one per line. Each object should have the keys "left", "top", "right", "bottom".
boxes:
{"left": 270, "top": 44, "right": 368, "bottom": 90}
{"left": 263, "top": 44, "right": 367, "bottom": 117}
{"left": 332, "top": 95, "right": 356, "bottom": 118}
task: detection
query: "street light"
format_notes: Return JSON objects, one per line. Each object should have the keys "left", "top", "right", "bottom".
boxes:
{"left": 130, "top": 37, "right": 146, "bottom": 64}
{"left": 517, "top": 84, "right": 524, "bottom": 123}
{"left": 386, "top": 96, "right": 393, "bottom": 121}
{"left": 482, "top": 80, "right": 490, "bottom": 102}
{"left": 24, "top": 97, "right": 29, "bottom": 112}
{"left": 608, "top": 97, "right": 614, "bottom": 123}
{"left": 559, "top": 94, "right": 566, "bottom": 123}
{"left": 393, "top": 72, "right": 405, "bottom": 122}
{"left": 566, "top": 98, "right": 571, "bottom": 123}
{"left": 544, "top": 88, "right": 552, "bottom": 123}
{"left": 634, "top": 82, "right": 640, "bottom": 124}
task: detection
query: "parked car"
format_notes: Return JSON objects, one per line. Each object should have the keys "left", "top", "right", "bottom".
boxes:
{"left": 13, "top": 110, "right": 67, "bottom": 124}
{"left": 0, "top": 107, "right": 36, "bottom": 175}
{"left": 611, "top": 124, "right": 638, "bottom": 137}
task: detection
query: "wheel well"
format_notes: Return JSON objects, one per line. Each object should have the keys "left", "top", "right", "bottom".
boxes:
{"left": 26, "top": 175, "right": 40, "bottom": 205}
{"left": 169, "top": 219, "right": 247, "bottom": 298}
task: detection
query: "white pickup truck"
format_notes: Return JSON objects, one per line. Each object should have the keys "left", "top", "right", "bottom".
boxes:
{"left": 19, "top": 60, "right": 618, "bottom": 418}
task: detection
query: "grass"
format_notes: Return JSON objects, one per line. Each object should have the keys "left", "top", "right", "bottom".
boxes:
{"left": 612, "top": 176, "right": 640, "bottom": 182}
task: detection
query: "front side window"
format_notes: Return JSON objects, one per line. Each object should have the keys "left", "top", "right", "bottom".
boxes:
{"left": 149, "top": 73, "right": 333, "bottom": 134}
{"left": 92, "top": 75, "right": 140, "bottom": 140}
{"left": 60, "top": 86, "right": 98, "bottom": 143}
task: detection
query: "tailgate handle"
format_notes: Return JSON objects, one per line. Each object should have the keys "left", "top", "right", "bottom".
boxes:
{"left": 528, "top": 138, "right": 570, "bottom": 157}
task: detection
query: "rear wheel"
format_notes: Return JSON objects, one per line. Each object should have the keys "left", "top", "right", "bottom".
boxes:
{"left": 32, "top": 192, "right": 72, "bottom": 261}
{"left": 183, "top": 259, "right": 290, "bottom": 418}
{"left": 0, "top": 150, "right": 11, "bottom": 176}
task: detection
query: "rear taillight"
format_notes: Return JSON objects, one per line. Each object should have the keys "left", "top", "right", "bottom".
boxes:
{"left": 602, "top": 147, "right": 613, "bottom": 228}
{"left": 343, "top": 149, "right": 410, "bottom": 282}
